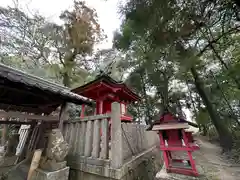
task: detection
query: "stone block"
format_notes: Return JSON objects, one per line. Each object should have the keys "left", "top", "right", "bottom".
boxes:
{"left": 31, "top": 167, "right": 69, "bottom": 180}
{"left": 155, "top": 164, "right": 205, "bottom": 180}
{"left": 40, "top": 160, "right": 67, "bottom": 171}
{"left": 46, "top": 129, "right": 69, "bottom": 162}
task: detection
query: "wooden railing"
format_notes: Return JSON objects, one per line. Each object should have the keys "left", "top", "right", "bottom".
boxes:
{"left": 0, "top": 111, "right": 59, "bottom": 124}
{"left": 63, "top": 102, "right": 158, "bottom": 173}
{"left": 63, "top": 114, "right": 111, "bottom": 160}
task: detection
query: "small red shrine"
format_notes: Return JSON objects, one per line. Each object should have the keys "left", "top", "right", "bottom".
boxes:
{"left": 72, "top": 75, "right": 140, "bottom": 121}
{"left": 151, "top": 110, "right": 200, "bottom": 177}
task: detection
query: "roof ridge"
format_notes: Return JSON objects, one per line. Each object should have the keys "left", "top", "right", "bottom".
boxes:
{"left": 0, "top": 63, "right": 68, "bottom": 90}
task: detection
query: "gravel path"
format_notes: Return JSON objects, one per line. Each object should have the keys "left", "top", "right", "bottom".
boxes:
{"left": 156, "top": 135, "right": 240, "bottom": 180}
{"left": 193, "top": 136, "right": 240, "bottom": 180}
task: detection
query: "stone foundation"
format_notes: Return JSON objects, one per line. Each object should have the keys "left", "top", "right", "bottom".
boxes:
{"left": 69, "top": 146, "right": 162, "bottom": 180}
{"left": 31, "top": 167, "right": 69, "bottom": 180}
{"left": 155, "top": 164, "right": 205, "bottom": 180}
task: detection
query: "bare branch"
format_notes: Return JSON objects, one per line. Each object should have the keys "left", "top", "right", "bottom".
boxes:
{"left": 196, "top": 25, "right": 240, "bottom": 57}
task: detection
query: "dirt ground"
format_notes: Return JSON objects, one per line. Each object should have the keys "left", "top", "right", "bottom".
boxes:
{"left": 194, "top": 135, "right": 240, "bottom": 180}
{"left": 156, "top": 135, "right": 240, "bottom": 180}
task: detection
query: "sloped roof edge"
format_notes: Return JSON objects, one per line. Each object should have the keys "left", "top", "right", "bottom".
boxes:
{"left": 72, "top": 74, "right": 140, "bottom": 100}
{"left": 0, "top": 63, "right": 93, "bottom": 106}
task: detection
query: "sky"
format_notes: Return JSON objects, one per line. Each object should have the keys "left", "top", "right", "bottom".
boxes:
{"left": 0, "top": 0, "right": 123, "bottom": 49}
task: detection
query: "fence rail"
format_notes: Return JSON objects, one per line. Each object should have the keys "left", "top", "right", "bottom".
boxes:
{"left": 63, "top": 102, "right": 159, "bottom": 176}
{"left": 63, "top": 114, "right": 111, "bottom": 160}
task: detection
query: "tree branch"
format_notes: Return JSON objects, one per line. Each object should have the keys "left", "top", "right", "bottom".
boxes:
{"left": 196, "top": 25, "right": 240, "bottom": 57}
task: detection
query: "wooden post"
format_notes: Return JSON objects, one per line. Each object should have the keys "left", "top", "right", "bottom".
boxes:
{"left": 110, "top": 102, "right": 123, "bottom": 168}
{"left": 58, "top": 102, "right": 67, "bottom": 132}
{"left": 73, "top": 123, "right": 81, "bottom": 154}
{"left": 76, "top": 122, "right": 82, "bottom": 155}
{"left": 159, "top": 132, "right": 170, "bottom": 169}
{"left": 100, "top": 118, "right": 109, "bottom": 159}
{"left": 94, "top": 107, "right": 97, "bottom": 115}
{"left": 1, "top": 124, "right": 8, "bottom": 146}
{"left": 27, "top": 149, "right": 42, "bottom": 180}
{"left": 182, "top": 129, "right": 198, "bottom": 174}
{"left": 84, "top": 120, "right": 93, "bottom": 157}
{"left": 68, "top": 123, "right": 75, "bottom": 153}
{"left": 80, "top": 104, "right": 85, "bottom": 118}
{"left": 79, "top": 122, "right": 86, "bottom": 155}
{"left": 99, "top": 100, "right": 103, "bottom": 114}
{"left": 91, "top": 119, "right": 101, "bottom": 158}
{"left": 124, "top": 103, "right": 127, "bottom": 115}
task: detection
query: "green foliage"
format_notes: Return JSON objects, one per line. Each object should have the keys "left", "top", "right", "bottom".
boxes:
{"left": 0, "top": 1, "right": 105, "bottom": 87}
{"left": 195, "top": 108, "right": 210, "bottom": 125}
{"left": 114, "top": 0, "right": 240, "bottom": 151}
{"left": 59, "top": 1, "right": 104, "bottom": 55}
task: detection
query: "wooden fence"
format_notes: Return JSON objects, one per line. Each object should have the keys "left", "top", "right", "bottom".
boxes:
{"left": 63, "top": 114, "right": 110, "bottom": 160}
{"left": 122, "top": 123, "right": 159, "bottom": 161}
{"left": 62, "top": 102, "right": 159, "bottom": 178}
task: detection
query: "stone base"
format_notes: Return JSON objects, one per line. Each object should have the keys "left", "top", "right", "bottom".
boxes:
{"left": 40, "top": 160, "right": 67, "bottom": 171}
{"left": 31, "top": 167, "right": 69, "bottom": 180}
{"left": 155, "top": 164, "right": 205, "bottom": 180}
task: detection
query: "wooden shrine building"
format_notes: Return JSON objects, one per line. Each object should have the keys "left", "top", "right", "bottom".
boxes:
{"left": 0, "top": 63, "right": 93, "bottom": 159}
{"left": 72, "top": 74, "right": 140, "bottom": 122}
{"left": 151, "top": 110, "right": 199, "bottom": 177}
{"left": 0, "top": 63, "right": 92, "bottom": 121}
{"left": 0, "top": 63, "right": 92, "bottom": 113}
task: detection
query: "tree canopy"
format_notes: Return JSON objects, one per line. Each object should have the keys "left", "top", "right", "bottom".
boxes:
{"left": 113, "top": 0, "right": 240, "bottom": 152}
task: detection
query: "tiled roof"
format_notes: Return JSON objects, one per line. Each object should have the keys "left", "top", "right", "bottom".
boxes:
{"left": 0, "top": 63, "right": 93, "bottom": 106}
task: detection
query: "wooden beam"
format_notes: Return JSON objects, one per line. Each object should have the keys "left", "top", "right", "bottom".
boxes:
{"left": 38, "top": 103, "right": 62, "bottom": 109}
{"left": 68, "top": 114, "right": 111, "bottom": 123}
{"left": 152, "top": 123, "right": 189, "bottom": 131}
{"left": 0, "top": 111, "right": 59, "bottom": 121}
{"left": 0, "top": 121, "right": 33, "bottom": 125}
{"left": 0, "top": 102, "right": 56, "bottom": 114}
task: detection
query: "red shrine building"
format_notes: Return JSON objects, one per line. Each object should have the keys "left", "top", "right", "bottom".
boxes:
{"left": 151, "top": 111, "right": 200, "bottom": 177}
{"left": 72, "top": 75, "right": 140, "bottom": 122}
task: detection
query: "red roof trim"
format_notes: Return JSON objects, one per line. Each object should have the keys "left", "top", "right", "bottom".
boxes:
{"left": 72, "top": 75, "right": 140, "bottom": 101}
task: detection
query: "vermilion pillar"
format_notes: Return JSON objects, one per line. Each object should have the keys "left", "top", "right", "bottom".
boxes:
{"left": 80, "top": 104, "right": 85, "bottom": 118}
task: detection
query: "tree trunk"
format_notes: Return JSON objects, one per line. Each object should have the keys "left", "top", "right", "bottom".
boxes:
{"left": 162, "top": 74, "right": 169, "bottom": 109}
{"left": 1, "top": 124, "right": 8, "bottom": 146}
{"left": 140, "top": 72, "right": 152, "bottom": 125}
{"left": 190, "top": 66, "right": 233, "bottom": 151}
{"left": 202, "top": 125, "right": 207, "bottom": 136}
{"left": 186, "top": 82, "right": 198, "bottom": 117}
{"left": 63, "top": 72, "right": 70, "bottom": 87}
{"left": 176, "top": 100, "right": 186, "bottom": 119}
